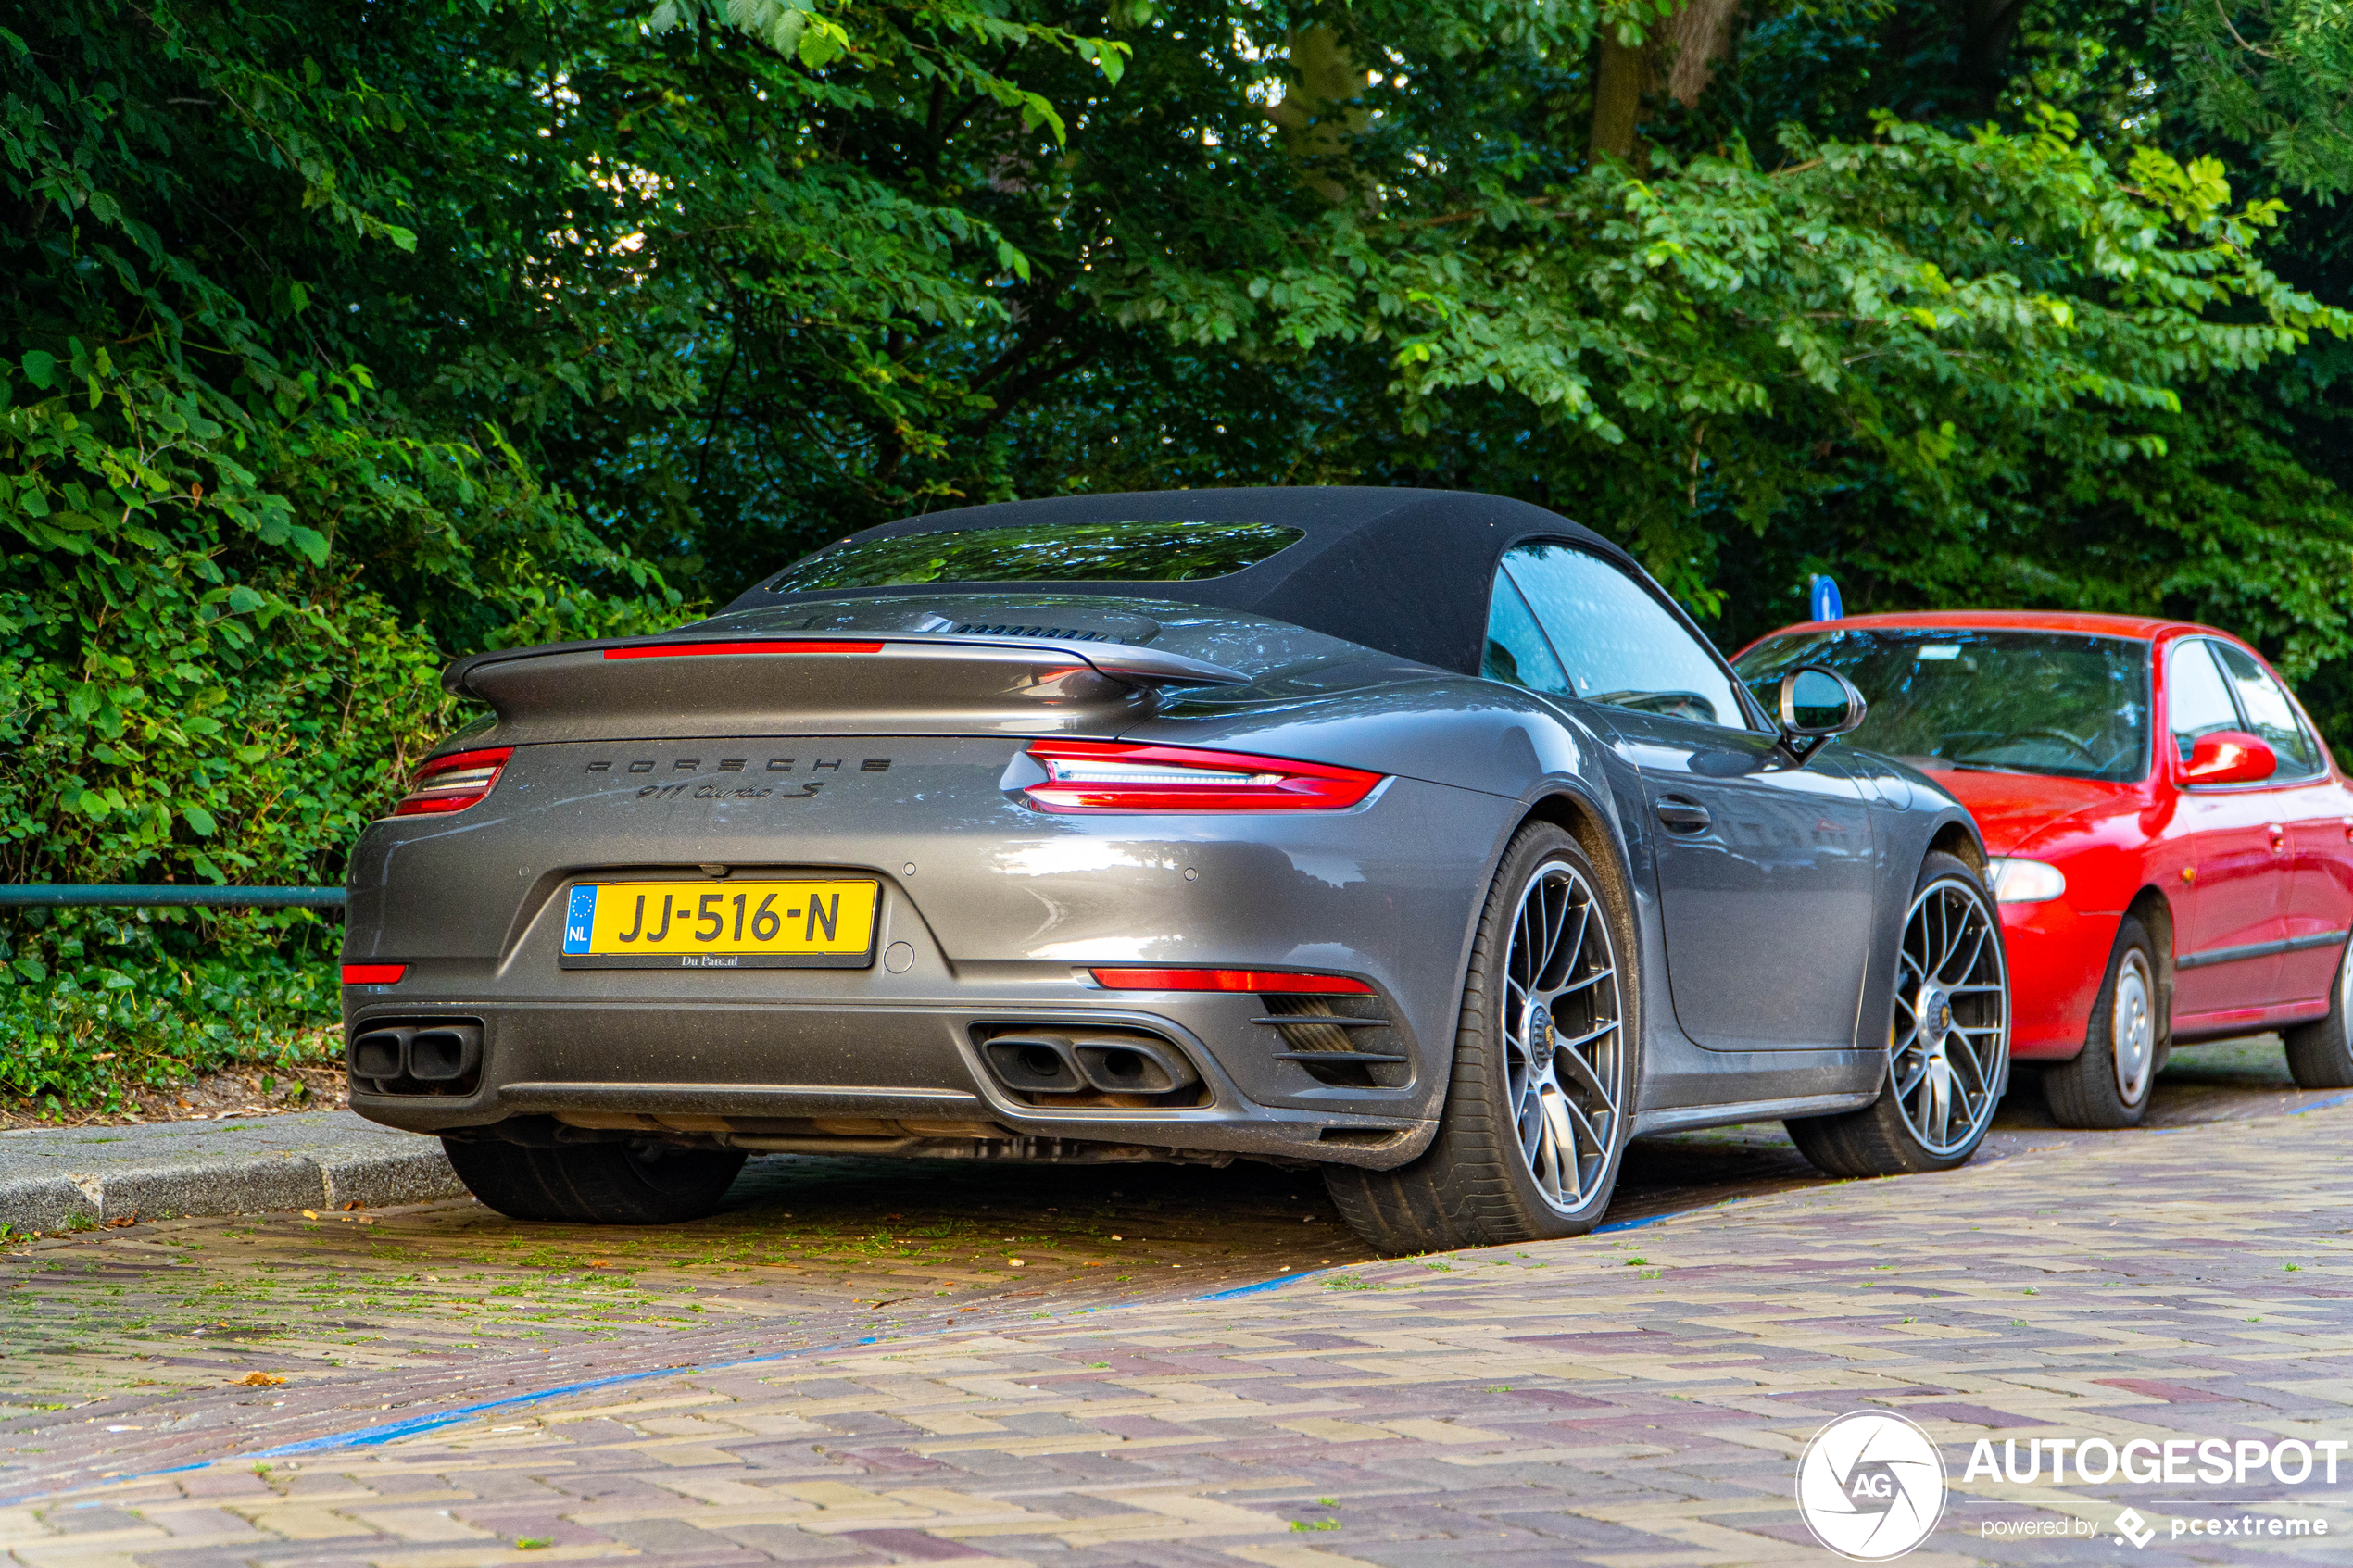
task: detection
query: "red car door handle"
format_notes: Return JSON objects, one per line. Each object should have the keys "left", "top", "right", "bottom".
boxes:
{"left": 2269, "top": 823, "right": 2288, "bottom": 851}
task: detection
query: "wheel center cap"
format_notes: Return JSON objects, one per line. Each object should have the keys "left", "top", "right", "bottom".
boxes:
{"left": 1530, "top": 1003, "right": 1554, "bottom": 1050}
{"left": 1918, "top": 986, "right": 1953, "bottom": 1042}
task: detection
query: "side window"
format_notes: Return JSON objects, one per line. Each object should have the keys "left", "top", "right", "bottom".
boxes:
{"left": 1501, "top": 543, "right": 1748, "bottom": 730}
{"left": 1482, "top": 572, "right": 1570, "bottom": 694}
{"left": 2211, "top": 642, "right": 2323, "bottom": 778}
{"left": 2168, "top": 640, "right": 2244, "bottom": 764}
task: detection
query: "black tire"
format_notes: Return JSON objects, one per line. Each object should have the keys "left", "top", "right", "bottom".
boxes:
{"left": 1326, "top": 822, "right": 1637, "bottom": 1254}
{"left": 2284, "top": 936, "right": 2353, "bottom": 1088}
{"left": 1787, "top": 851, "right": 2009, "bottom": 1177}
{"left": 443, "top": 1135, "right": 747, "bottom": 1224}
{"left": 2044, "top": 916, "right": 2160, "bottom": 1127}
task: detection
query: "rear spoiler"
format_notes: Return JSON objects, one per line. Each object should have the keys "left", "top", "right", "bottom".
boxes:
{"left": 441, "top": 632, "right": 1251, "bottom": 741}
{"left": 447, "top": 632, "right": 1247, "bottom": 697}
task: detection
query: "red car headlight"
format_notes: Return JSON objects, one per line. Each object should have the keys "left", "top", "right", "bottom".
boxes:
{"left": 1019, "top": 740, "right": 1383, "bottom": 812}
{"left": 1986, "top": 857, "right": 2067, "bottom": 903}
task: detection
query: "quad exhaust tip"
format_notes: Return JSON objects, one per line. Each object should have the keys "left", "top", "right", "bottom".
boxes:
{"left": 980, "top": 1029, "right": 1202, "bottom": 1103}
{"left": 349, "top": 1021, "right": 485, "bottom": 1095}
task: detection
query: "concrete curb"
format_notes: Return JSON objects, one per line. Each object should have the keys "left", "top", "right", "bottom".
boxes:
{"left": 0, "top": 1111, "right": 463, "bottom": 1231}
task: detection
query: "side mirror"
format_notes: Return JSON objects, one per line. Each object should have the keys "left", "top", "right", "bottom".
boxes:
{"left": 2183, "top": 729, "right": 2278, "bottom": 786}
{"left": 1776, "top": 666, "right": 1867, "bottom": 766}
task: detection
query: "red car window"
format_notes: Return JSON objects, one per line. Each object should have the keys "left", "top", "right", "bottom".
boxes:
{"left": 2168, "top": 638, "right": 2245, "bottom": 766}
{"left": 2210, "top": 642, "right": 2324, "bottom": 779}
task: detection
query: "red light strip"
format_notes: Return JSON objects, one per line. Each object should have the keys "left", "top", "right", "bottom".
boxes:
{"left": 604, "top": 641, "right": 885, "bottom": 659}
{"left": 413, "top": 746, "right": 512, "bottom": 777}
{"left": 1022, "top": 740, "right": 1383, "bottom": 813}
{"left": 341, "top": 963, "right": 408, "bottom": 985}
{"left": 1089, "top": 967, "right": 1374, "bottom": 995}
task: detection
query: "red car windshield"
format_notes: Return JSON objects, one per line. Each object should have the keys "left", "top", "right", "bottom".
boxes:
{"left": 1735, "top": 627, "right": 2151, "bottom": 783}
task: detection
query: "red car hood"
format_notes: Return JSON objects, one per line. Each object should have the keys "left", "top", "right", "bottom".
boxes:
{"left": 1907, "top": 766, "right": 2140, "bottom": 857}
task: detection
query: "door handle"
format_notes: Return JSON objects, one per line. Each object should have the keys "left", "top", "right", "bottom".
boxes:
{"left": 1655, "top": 795, "right": 1712, "bottom": 834}
{"left": 2269, "top": 822, "right": 2288, "bottom": 852}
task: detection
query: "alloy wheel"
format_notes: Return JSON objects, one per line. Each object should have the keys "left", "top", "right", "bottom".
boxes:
{"left": 1891, "top": 874, "right": 2008, "bottom": 1155}
{"left": 1501, "top": 859, "right": 1626, "bottom": 1212}
{"left": 2339, "top": 935, "right": 2353, "bottom": 1035}
{"left": 2110, "top": 948, "right": 2156, "bottom": 1103}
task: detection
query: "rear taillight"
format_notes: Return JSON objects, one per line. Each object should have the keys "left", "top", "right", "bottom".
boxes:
{"left": 1020, "top": 740, "right": 1382, "bottom": 812}
{"left": 391, "top": 746, "right": 513, "bottom": 816}
{"left": 1091, "top": 968, "right": 1374, "bottom": 995}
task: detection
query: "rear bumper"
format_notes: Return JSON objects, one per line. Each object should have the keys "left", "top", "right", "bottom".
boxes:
{"left": 345, "top": 981, "right": 1434, "bottom": 1168}
{"left": 341, "top": 761, "right": 1513, "bottom": 1169}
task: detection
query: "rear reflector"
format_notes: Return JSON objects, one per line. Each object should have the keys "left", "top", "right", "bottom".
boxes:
{"left": 1090, "top": 967, "right": 1374, "bottom": 995}
{"left": 341, "top": 963, "right": 408, "bottom": 985}
{"left": 1022, "top": 740, "right": 1382, "bottom": 812}
{"left": 603, "top": 640, "right": 885, "bottom": 659}
{"left": 391, "top": 746, "right": 513, "bottom": 816}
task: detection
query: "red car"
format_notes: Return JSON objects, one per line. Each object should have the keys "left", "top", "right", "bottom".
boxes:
{"left": 1735, "top": 610, "right": 2353, "bottom": 1126}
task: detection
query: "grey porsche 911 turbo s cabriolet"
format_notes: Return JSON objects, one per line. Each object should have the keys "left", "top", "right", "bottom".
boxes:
{"left": 341, "top": 487, "right": 2009, "bottom": 1253}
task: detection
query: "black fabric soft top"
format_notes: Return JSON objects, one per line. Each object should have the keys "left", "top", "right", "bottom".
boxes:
{"left": 722, "top": 486, "right": 1635, "bottom": 677}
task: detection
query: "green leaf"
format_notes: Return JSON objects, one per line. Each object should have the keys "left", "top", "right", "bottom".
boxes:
{"left": 19, "top": 351, "right": 54, "bottom": 389}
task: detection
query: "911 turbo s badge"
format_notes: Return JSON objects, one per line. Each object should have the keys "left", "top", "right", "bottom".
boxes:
{"left": 589, "top": 756, "right": 890, "bottom": 805}
{"left": 634, "top": 780, "right": 821, "bottom": 801}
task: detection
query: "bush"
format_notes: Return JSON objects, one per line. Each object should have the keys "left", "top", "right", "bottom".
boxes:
{"left": 0, "top": 909, "right": 341, "bottom": 1113}
{"left": 0, "top": 11, "right": 685, "bottom": 1110}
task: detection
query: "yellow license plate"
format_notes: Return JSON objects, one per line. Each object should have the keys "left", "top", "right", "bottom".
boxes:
{"left": 559, "top": 879, "right": 878, "bottom": 969}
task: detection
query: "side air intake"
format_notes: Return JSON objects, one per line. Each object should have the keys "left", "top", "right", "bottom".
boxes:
{"left": 1256, "top": 993, "right": 1409, "bottom": 1090}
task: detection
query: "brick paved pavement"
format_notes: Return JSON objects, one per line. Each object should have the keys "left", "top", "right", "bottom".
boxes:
{"left": 6, "top": 1055, "right": 2351, "bottom": 1565}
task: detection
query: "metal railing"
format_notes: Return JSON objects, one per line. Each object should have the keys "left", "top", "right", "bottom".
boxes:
{"left": 0, "top": 886, "right": 346, "bottom": 908}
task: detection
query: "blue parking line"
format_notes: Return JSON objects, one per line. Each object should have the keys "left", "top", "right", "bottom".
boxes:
{"left": 11, "top": 1335, "right": 889, "bottom": 1502}
{"left": 59, "top": 1254, "right": 1413, "bottom": 1493}
{"left": 243, "top": 1335, "right": 888, "bottom": 1458}
{"left": 1197, "top": 1267, "right": 1340, "bottom": 1299}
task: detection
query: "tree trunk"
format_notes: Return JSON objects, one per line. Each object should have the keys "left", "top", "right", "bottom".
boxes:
{"left": 1954, "top": 0, "right": 2030, "bottom": 113}
{"left": 1589, "top": 2, "right": 1741, "bottom": 169}
{"left": 1269, "top": 24, "right": 1370, "bottom": 203}
{"left": 1664, "top": 0, "right": 1742, "bottom": 107}
{"left": 1589, "top": 33, "right": 1649, "bottom": 166}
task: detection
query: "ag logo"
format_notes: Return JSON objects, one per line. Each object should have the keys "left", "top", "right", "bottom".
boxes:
{"left": 1795, "top": 1411, "right": 1947, "bottom": 1561}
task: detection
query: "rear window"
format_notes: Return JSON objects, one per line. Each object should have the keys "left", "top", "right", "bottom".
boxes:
{"left": 764, "top": 521, "right": 1304, "bottom": 594}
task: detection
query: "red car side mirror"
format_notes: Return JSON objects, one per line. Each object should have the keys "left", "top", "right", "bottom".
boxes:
{"left": 2183, "top": 730, "right": 2278, "bottom": 786}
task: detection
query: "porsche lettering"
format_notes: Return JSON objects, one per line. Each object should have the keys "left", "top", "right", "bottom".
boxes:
{"left": 586, "top": 757, "right": 889, "bottom": 774}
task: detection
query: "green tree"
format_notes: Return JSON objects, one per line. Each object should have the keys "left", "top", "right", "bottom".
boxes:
{"left": 4, "top": 0, "right": 2348, "bottom": 1105}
